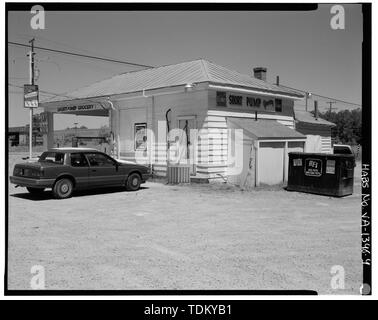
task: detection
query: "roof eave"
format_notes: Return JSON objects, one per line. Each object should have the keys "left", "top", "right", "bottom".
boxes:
{"left": 40, "top": 82, "right": 211, "bottom": 107}
{"left": 207, "top": 83, "right": 304, "bottom": 100}
{"left": 295, "top": 119, "right": 336, "bottom": 127}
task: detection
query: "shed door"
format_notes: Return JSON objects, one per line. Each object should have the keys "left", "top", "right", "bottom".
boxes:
{"left": 258, "top": 142, "right": 285, "bottom": 185}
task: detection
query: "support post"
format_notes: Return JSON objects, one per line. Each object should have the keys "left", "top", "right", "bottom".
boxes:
{"left": 28, "top": 38, "right": 35, "bottom": 159}
{"left": 284, "top": 141, "right": 288, "bottom": 183}
{"left": 29, "top": 108, "right": 33, "bottom": 159}
{"left": 46, "top": 112, "right": 54, "bottom": 149}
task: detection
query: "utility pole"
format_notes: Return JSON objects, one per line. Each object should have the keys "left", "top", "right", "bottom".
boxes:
{"left": 28, "top": 38, "right": 35, "bottom": 159}
{"left": 327, "top": 101, "right": 337, "bottom": 113}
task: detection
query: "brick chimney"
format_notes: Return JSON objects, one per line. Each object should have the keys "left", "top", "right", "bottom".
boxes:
{"left": 253, "top": 67, "right": 267, "bottom": 81}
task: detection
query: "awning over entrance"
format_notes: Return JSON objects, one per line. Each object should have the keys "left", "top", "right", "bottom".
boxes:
{"left": 227, "top": 118, "right": 305, "bottom": 140}
{"left": 41, "top": 100, "right": 109, "bottom": 117}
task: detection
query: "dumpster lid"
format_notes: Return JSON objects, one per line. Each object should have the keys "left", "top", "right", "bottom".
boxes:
{"left": 227, "top": 118, "right": 306, "bottom": 140}
{"left": 289, "top": 151, "right": 355, "bottom": 159}
{"left": 333, "top": 144, "right": 354, "bottom": 155}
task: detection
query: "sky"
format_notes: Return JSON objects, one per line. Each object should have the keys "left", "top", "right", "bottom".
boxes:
{"left": 8, "top": 4, "right": 363, "bottom": 129}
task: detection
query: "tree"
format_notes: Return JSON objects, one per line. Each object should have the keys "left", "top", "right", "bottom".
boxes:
{"left": 320, "top": 108, "right": 361, "bottom": 145}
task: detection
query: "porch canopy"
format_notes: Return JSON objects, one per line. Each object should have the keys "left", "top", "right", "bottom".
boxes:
{"left": 228, "top": 118, "right": 306, "bottom": 140}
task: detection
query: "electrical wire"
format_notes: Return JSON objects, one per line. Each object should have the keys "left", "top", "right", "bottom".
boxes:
{"left": 8, "top": 41, "right": 153, "bottom": 68}
{"left": 279, "top": 84, "right": 361, "bottom": 107}
{"left": 8, "top": 41, "right": 360, "bottom": 110}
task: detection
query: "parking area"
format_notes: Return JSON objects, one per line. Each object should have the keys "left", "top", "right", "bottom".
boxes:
{"left": 7, "top": 153, "right": 362, "bottom": 294}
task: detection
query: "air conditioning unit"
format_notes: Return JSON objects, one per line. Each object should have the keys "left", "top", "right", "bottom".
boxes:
{"left": 167, "top": 165, "right": 190, "bottom": 184}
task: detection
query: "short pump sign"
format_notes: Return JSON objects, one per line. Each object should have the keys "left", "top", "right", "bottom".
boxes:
{"left": 215, "top": 91, "right": 282, "bottom": 113}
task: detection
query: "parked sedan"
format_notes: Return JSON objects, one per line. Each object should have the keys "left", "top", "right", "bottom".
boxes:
{"left": 10, "top": 148, "right": 151, "bottom": 199}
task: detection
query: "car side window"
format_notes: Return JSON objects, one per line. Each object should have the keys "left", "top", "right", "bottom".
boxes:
{"left": 86, "top": 153, "right": 115, "bottom": 167}
{"left": 70, "top": 153, "right": 89, "bottom": 167}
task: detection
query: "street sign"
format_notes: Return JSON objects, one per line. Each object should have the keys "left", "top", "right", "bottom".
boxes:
{"left": 24, "top": 84, "right": 39, "bottom": 108}
{"left": 32, "top": 112, "right": 48, "bottom": 133}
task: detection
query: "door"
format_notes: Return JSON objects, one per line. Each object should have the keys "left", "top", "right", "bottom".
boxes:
{"left": 258, "top": 142, "right": 285, "bottom": 185}
{"left": 178, "top": 117, "right": 196, "bottom": 175}
{"left": 85, "top": 152, "right": 124, "bottom": 187}
{"left": 69, "top": 152, "right": 89, "bottom": 189}
{"left": 285, "top": 141, "right": 305, "bottom": 182}
{"left": 227, "top": 138, "right": 254, "bottom": 187}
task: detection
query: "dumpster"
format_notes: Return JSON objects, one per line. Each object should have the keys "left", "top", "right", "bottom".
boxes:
{"left": 287, "top": 152, "right": 355, "bottom": 197}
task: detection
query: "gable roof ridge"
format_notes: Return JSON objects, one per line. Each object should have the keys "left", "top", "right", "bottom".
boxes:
{"left": 41, "top": 58, "right": 305, "bottom": 104}
{"left": 210, "top": 60, "right": 262, "bottom": 83}
{"left": 200, "top": 59, "right": 211, "bottom": 81}
{"left": 118, "top": 58, "right": 202, "bottom": 76}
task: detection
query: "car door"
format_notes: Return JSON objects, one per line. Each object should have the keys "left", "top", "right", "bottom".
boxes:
{"left": 85, "top": 152, "right": 124, "bottom": 187}
{"left": 69, "top": 152, "right": 90, "bottom": 189}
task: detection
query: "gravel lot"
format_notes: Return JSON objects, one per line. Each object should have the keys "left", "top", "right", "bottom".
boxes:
{"left": 7, "top": 153, "right": 362, "bottom": 294}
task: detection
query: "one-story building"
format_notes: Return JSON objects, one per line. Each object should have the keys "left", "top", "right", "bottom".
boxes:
{"left": 294, "top": 107, "right": 336, "bottom": 154}
{"left": 41, "top": 59, "right": 307, "bottom": 186}
{"left": 8, "top": 126, "right": 28, "bottom": 146}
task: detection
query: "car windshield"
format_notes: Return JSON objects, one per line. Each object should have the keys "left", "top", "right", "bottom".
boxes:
{"left": 38, "top": 152, "right": 65, "bottom": 164}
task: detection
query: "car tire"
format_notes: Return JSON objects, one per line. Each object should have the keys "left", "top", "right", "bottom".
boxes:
{"left": 126, "top": 172, "right": 141, "bottom": 191}
{"left": 53, "top": 178, "right": 74, "bottom": 199}
{"left": 26, "top": 187, "right": 45, "bottom": 194}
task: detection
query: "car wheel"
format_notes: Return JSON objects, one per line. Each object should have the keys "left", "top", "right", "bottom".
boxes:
{"left": 126, "top": 173, "right": 141, "bottom": 191}
{"left": 53, "top": 178, "right": 74, "bottom": 199}
{"left": 26, "top": 187, "right": 45, "bottom": 194}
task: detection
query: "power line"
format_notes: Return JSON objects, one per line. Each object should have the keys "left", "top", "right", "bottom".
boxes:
{"left": 17, "top": 33, "right": 135, "bottom": 67}
{"left": 280, "top": 84, "right": 361, "bottom": 107}
{"left": 8, "top": 41, "right": 153, "bottom": 69}
{"left": 326, "top": 101, "right": 337, "bottom": 113}
{"left": 8, "top": 41, "right": 360, "bottom": 109}
{"left": 8, "top": 83, "right": 108, "bottom": 110}
{"left": 9, "top": 83, "right": 80, "bottom": 100}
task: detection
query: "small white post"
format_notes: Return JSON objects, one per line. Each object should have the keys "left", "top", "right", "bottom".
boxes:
{"left": 29, "top": 108, "right": 33, "bottom": 159}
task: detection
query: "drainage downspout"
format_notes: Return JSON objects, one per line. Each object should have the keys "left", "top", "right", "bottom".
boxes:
{"left": 165, "top": 108, "right": 172, "bottom": 166}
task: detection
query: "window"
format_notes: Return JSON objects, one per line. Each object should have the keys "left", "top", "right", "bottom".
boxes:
{"left": 70, "top": 153, "right": 89, "bottom": 167}
{"left": 135, "top": 123, "right": 147, "bottom": 151}
{"left": 275, "top": 99, "right": 282, "bottom": 112}
{"left": 216, "top": 91, "right": 227, "bottom": 107}
{"left": 86, "top": 153, "right": 115, "bottom": 167}
{"left": 39, "top": 152, "right": 65, "bottom": 164}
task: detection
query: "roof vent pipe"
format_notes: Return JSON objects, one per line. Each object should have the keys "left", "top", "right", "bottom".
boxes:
{"left": 314, "top": 100, "right": 319, "bottom": 120}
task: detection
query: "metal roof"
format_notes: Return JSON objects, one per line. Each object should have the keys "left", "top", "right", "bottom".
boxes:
{"left": 294, "top": 108, "right": 336, "bottom": 127}
{"left": 228, "top": 118, "right": 306, "bottom": 140}
{"left": 42, "top": 59, "right": 304, "bottom": 104}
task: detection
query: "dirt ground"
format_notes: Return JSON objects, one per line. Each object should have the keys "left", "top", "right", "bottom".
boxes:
{"left": 7, "top": 153, "right": 362, "bottom": 294}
